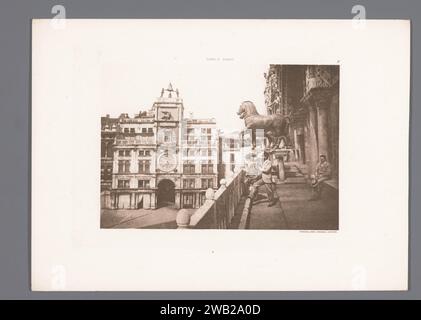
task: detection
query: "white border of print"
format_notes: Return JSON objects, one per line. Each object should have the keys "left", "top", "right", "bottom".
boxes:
{"left": 32, "top": 20, "right": 409, "bottom": 291}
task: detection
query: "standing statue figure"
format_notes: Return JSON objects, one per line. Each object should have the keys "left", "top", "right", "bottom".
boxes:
{"left": 237, "top": 101, "right": 290, "bottom": 149}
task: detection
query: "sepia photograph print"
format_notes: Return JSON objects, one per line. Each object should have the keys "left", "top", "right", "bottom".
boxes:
{"left": 32, "top": 20, "right": 409, "bottom": 291}
{"left": 100, "top": 65, "right": 339, "bottom": 230}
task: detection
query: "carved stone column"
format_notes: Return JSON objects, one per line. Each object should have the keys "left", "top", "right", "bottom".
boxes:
{"left": 303, "top": 65, "right": 337, "bottom": 172}
{"left": 314, "top": 90, "right": 332, "bottom": 160}
{"left": 307, "top": 104, "right": 318, "bottom": 174}
{"left": 317, "top": 106, "right": 329, "bottom": 159}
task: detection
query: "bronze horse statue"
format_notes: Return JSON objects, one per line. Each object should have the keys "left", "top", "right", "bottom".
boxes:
{"left": 237, "top": 101, "right": 290, "bottom": 149}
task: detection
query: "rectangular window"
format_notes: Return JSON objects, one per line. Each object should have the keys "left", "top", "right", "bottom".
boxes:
{"left": 118, "top": 150, "right": 124, "bottom": 156}
{"left": 142, "top": 128, "right": 147, "bottom": 133}
{"left": 183, "top": 193, "right": 194, "bottom": 208}
{"left": 201, "top": 164, "right": 207, "bottom": 174}
{"left": 118, "top": 180, "right": 130, "bottom": 188}
{"left": 147, "top": 128, "right": 153, "bottom": 134}
{"left": 201, "top": 128, "right": 207, "bottom": 134}
{"left": 183, "top": 163, "right": 195, "bottom": 174}
{"left": 124, "top": 150, "right": 131, "bottom": 156}
{"left": 201, "top": 162, "right": 213, "bottom": 174}
{"left": 183, "top": 179, "right": 195, "bottom": 189}
{"left": 130, "top": 128, "right": 135, "bottom": 133}
{"left": 124, "top": 128, "right": 129, "bottom": 133}
{"left": 230, "top": 153, "right": 235, "bottom": 163}
{"left": 138, "top": 150, "right": 150, "bottom": 157}
{"left": 201, "top": 178, "right": 213, "bottom": 189}
{"left": 207, "top": 128, "right": 212, "bottom": 134}
{"left": 201, "top": 179, "right": 207, "bottom": 189}
{"left": 138, "top": 160, "right": 151, "bottom": 173}
{"left": 138, "top": 179, "right": 150, "bottom": 189}
{"left": 230, "top": 139, "right": 235, "bottom": 149}
{"left": 124, "top": 160, "right": 130, "bottom": 173}
{"left": 118, "top": 160, "right": 124, "bottom": 173}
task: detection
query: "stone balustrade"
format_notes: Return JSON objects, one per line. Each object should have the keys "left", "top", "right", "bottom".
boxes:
{"left": 176, "top": 170, "right": 246, "bottom": 229}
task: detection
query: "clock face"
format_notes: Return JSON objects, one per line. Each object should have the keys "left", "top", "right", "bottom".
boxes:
{"left": 158, "top": 152, "right": 177, "bottom": 172}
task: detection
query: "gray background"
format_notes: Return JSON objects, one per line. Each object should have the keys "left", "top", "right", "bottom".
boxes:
{"left": 0, "top": 0, "right": 418, "bottom": 299}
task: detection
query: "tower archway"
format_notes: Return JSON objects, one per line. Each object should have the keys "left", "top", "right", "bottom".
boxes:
{"left": 157, "top": 179, "right": 175, "bottom": 208}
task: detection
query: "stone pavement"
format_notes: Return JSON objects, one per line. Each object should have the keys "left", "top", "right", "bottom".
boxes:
{"left": 248, "top": 181, "right": 338, "bottom": 230}
{"left": 101, "top": 207, "right": 196, "bottom": 229}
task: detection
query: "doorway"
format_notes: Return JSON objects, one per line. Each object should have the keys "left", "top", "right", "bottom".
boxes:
{"left": 157, "top": 179, "right": 175, "bottom": 208}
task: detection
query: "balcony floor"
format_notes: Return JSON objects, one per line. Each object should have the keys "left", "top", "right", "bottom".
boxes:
{"left": 248, "top": 182, "right": 338, "bottom": 230}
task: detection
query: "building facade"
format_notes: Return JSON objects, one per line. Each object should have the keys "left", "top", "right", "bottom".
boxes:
{"left": 100, "top": 115, "right": 118, "bottom": 208}
{"left": 101, "top": 84, "right": 218, "bottom": 210}
{"left": 264, "top": 65, "right": 339, "bottom": 178}
{"left": 217, "top": 128, "right": 268, "bottom": 184}
{"left": 181, "top": 117, "right": 218, "bottom": 208}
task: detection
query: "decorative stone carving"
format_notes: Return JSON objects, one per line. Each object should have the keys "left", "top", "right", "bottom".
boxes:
{"left": 305, "top": 66, "right": 335, "bottom": 94}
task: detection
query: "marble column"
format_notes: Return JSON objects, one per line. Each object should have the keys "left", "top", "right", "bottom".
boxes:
{"left": 313, "top": 90, "right": 332, "bottom": 161}
{"left": 317, "top": 105, "right": 329, "bottom": 160}
{"left": 307, "top": 105, "right": 318, "bottom": 174}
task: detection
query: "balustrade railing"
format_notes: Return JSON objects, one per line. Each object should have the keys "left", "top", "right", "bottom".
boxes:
{"left": 176, "top": 170, "right": 246, "bottom": 229}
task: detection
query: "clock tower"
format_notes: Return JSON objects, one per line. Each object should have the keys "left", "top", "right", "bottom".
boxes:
{"left": 153, "top": 83, "right": 184, "bottom": 208}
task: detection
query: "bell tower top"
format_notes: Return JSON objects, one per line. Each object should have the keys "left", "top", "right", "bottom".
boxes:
{"left": 153, "top": 83, "right": 184, "bottom": 121}
{"left": 160, "top": 82, "right": 180, "bottom": 99}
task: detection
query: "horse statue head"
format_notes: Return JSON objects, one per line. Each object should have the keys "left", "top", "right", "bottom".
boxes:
{"left": 237, "top": 101, "right": 259, "bottom": 119}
